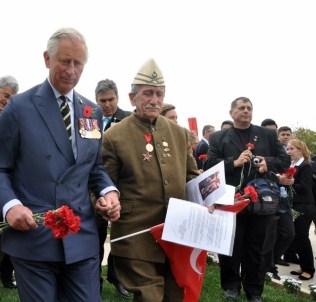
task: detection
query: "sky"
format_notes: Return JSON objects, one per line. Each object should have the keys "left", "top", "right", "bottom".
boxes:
{"left": 1, "top": 0, "right": 316, "bottom": 138}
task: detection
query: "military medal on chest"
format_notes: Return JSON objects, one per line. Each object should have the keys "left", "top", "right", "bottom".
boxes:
{"left": 143, "top": 133, "right": 153, "bottom": 161}
{"left": 78, "top": 118, "right": 101, "bottom": 139}
{"left": 162, "top": 137, "right": 171, "bottom": 157}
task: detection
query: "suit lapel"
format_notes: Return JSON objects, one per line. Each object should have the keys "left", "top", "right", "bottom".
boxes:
{"left": 249, "top": 126, "right": 260, "bottom": 147}
{"left": 33, "top": 81, "right": 75, "bottom": 164}
{"left": 73, "top": 93, "right": 91, "bottom": 163}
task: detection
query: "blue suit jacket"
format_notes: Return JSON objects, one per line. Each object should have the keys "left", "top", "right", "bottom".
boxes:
{"left": 0, "top": 80, "right": 114, "bottom": 264}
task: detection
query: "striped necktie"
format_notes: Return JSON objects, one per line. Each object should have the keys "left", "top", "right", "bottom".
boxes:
{"left": 60, "top": 95, "right": 72, "bottom": 140}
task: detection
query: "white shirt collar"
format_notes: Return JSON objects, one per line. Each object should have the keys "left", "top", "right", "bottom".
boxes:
{"left": 47, "top": 78, "right": 73, "bottom": 102}
{"left": 291, "top": 156, "right": 304, "bottom": 167}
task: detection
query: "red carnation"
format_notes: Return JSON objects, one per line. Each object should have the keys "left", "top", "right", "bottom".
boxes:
{"left": 243, "top": 186, "right": 258, "bottom": 202}
{"left": 44, "top": 205, "right": 80, "bottom": 239}
{"left": 246, "top": 143, "right": 255, "bottom": 151}
{"left": 283, "top": 167, "right": 297, "bottom": 178}
{"left": 198, "top": 154, "right": 208, "bottom": 161}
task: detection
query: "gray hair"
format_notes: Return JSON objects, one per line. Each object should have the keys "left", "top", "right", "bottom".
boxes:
{"left": 130, "top": 84, "right": 166, "bottom": 95}
{"left": 231, "top": 96, "right": 252, "bottom": 109}
{"left": 46, "top": 28, "right": 88, "bottom": 63}
{"left": 130, "top": 84, "right": 140, "bottom": 95}
{"left": 0, "top": 75, "right": 19, "bottom": 94}
{"left": 95, "top": 79, "right": 118, "bottom": 99}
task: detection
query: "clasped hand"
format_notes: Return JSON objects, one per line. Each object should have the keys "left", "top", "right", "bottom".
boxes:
{"left": 95, "top": 191, "right": 121, "bottom": 222}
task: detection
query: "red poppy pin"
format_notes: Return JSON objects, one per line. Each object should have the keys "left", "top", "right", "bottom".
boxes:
{"left": 83, "top": 105, "right": 93, "bottom": 118}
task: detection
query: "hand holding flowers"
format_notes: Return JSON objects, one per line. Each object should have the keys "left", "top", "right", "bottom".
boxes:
{"left": 1, "top": 205, "right": 80, "bottom": 238}
{"left": 280, "top": 167, "right": 297, "bottom": 198}
{"left": 235, "top": 143, "right": 255, "bottom": 192}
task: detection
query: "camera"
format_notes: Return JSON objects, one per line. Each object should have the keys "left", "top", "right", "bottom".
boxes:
{"left": 252, "top": 155, "right": 261, "bottom": 167}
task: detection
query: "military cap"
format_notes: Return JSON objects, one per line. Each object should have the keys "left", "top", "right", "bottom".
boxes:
{"left": 132, "top": 58, "right": 165, "bottom": 86}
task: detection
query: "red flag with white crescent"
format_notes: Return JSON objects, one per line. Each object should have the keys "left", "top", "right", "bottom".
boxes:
{"left": 151, "top": 223, "right": 207, "bottom": 302}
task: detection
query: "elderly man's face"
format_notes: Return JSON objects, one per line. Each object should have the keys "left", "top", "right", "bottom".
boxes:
{"left": 0, "top": 86, "right": 16, "bottom": 112}
{"left": 129, "top": 85, "right": 165, "bottom": 123}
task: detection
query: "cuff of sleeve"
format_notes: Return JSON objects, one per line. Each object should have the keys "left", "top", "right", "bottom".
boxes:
{"left": 3, "top": 199, "right": 22, "bottom": 222}
{"left": 100, "top": 186, "right": 120, "bottom": 197}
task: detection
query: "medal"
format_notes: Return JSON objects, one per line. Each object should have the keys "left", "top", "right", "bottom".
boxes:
{"left": 161, "top": 137, "right": 171, "bottom": 158}
{"left": 91, "top": 129, "right": 101, "bottom": 139}
{"left": 78, "top": 118, "right": 101, "bottom": 139}
{"left": 146, "top": 143, "right": 154, "bottom": 152}
{"left": 143, "top": 152, "right": 152, "bottom": 161}
{"left": 143, "top": 133, "right": 153, "bottom": 162}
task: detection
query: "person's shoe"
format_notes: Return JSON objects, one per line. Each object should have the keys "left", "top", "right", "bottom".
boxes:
{"left": 268, "top": 265, "right": 278, "bottom": 274}
{"left": 272, "top": 272, "right": 281, "bottom": 280}
{"left": 112, "top": 281, "right": 131, "bottom": 299}
{"left": 299, "top": 272, "right": 314, "bottom": 281}
{"left": 3, "top": 281, "right": 17, "bottom": 289}
{"left": 223, "top": 289, "right": 240, "bottom": 300}
{"left": 276, "top": 259, "right": 290, "bottom": 266}
{"left": 247, "top": 295, "right": 263, "bottom": 302}
{"left": 290, "top": 269, "right": 303, "bottom": 276}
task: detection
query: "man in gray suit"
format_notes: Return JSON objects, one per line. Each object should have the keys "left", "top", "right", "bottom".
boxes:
{"left": 0, "top": 28, "right": 121, "bottom": 302}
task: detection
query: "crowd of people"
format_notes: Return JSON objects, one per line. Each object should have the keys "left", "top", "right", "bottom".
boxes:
{"left": 1, "top": 27, "right": 316, "bottom": 302}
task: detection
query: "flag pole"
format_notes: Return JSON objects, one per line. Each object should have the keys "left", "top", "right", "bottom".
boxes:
{"left": 110, "top": 228, "right": 151, "bottom": 243}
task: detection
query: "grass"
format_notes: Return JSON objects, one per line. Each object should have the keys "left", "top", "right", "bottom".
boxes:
{"left": 0, "top": 263, "right": 311, "bottom": 302}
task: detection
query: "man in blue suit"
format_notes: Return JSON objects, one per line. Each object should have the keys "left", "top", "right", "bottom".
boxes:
{"left": 0, "top": 28, "right": 121, "bottom": 302}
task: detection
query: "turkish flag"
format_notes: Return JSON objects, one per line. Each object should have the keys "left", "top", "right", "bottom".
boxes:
{"left": 217, "top": 199, "right": 250, "bottom": 213}
{"left": 151, "top": 224, "right": 207, "bottom": 302}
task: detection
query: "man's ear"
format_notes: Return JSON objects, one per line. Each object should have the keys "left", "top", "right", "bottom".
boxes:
{"left": 129, "top": 93, "right": 136, "bottom": 106}
{"left": 43, "top": 51, "right": 51, "bottom": 68}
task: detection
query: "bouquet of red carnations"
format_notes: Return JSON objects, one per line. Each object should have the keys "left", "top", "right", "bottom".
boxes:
{"left": 0, "top": 205, "right": 80, "bottom": 239}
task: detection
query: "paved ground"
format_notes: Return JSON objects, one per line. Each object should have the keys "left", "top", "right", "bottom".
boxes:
{"left": 103, "top": 225, "right": 316, "bottom": 295}
{"left": 273, "top": 225, "right": 316, "bottom": 295}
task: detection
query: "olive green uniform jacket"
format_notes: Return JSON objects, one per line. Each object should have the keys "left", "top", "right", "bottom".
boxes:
{"left": 102, "top": 112, "right": 199, "bottom": 263}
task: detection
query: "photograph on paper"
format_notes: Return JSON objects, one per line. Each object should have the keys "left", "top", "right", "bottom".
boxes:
{"left": 186, "top": 161, "right": 233, "bottom": 206}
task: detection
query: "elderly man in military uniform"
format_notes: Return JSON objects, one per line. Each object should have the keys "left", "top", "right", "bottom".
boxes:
{"left": 102, "top": 58, "right": 200, "bottom": 302}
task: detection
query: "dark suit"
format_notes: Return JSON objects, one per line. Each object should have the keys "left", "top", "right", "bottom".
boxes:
{"left": 194, "top": 139, "right": 209, "bottom": 169}
{"left": 289, "top": 161, "right": 316, "bottom": 275}
{"left": 0, "top": 80, "right": 115, "bottom": 301}
{"left": 103, "top": 107, "right": 132, "bottom": 132}
{"left": 204, "top": 125, "right": 290, "bottom": 298}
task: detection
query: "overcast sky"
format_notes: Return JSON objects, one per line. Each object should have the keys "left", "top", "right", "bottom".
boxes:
{"left": 1, "top": 0, "right": 316, "bottom": 137}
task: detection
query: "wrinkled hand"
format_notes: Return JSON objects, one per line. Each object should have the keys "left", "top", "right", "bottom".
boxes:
{"left": 278, "top": 174, "right": 295, "bottom": 186}
{"left": 6, "top": 204, "right": 38, "bottom": 231}
{"left": 95, "top": 191, "right": 121, "bottom": 222}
